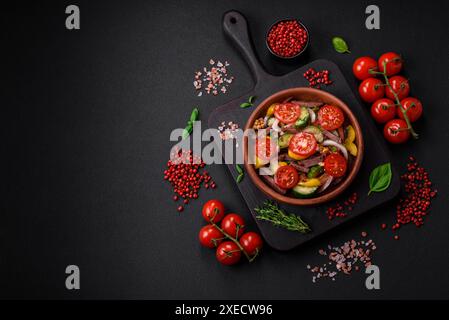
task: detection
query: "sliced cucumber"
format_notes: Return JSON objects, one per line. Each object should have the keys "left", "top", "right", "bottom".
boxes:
{"left": 278, "top": 133, "right": 293, "bottom": 148}
{"left": 292, "top": 185, "right": 318, "bottom": 198}
{"left": 294, "top": 107, "right": 310, "bottom": 129}
{"left": 267, "top": 117, "right": 276, "bottom": 127}
{"left": 307, "top": 165, "right": 324, "bottom": 179}
{"left": 303, "top": 126, "right": 324, "bottom": 143}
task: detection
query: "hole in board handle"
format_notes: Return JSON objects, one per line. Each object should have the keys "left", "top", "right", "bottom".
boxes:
{"left": 230, "top": 17, "right": 237, "bottom": 24}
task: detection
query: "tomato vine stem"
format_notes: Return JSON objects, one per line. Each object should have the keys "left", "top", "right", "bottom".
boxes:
{"left": 370, "top": 62, "right": 418, "bottom": 139}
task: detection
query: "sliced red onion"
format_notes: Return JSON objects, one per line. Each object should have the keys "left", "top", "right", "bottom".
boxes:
{"left": 322, "top": 139, "right": 348, "bottom": 159}
{"left": 263, "top": 116, "right": 269, "bottom": 126}
{"left": 259, "top": 167, "right": 274, "bottom": 176}
{"left": 272, "top": 119, "right": 282, "bottom": 132}
{"left": 317, "top": 175, "right": 334, "bottom": 193}
{"left": 307, "top": 108, "right": 316, "bottom": 123}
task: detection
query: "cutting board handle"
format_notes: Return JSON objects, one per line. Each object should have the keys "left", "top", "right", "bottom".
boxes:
{"left": 223, "top": 10, "right": 272, "bottom": 85}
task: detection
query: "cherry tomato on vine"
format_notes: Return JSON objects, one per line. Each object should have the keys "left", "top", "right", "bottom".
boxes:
{"left": 216, "top": 241, "right": 242, "bottom": 266}
{"left": 239, "top": 232, "right": 263, "bottom": 256}
{"left": 386, "top": 75, "right": 410, "bottom": 101}
{"left": 378, "top": 52, "right": 403, "bottom": 76}
{"left": 352, "top": 56, "right": 378, "bottom": 80}
{"left": 199, "top": 225, "right": 224, "bottom": 248}
{"left": 221, "top": 213, "right": 245, "bottom": 239}
{"left": 370, "top": 98, "right": 396, "bottom": 124}
{"left": 383, "top": 119, "right": 410, "bottom": 144}
{"left": 202, "top": 199, "right": 225, "bottom": 223}
{"left": 359, "top": 78, "right": 385, "bottom": 103}
{"left": 398, "top": 97, "right": 423, "bottom": 123}
{"left": 324, "top": 153, "right": 347, "bottom": 178}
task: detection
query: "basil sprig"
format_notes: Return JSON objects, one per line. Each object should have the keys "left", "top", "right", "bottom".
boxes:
{"left": 332, "top": 36, "right": 351, "bottom": 54}
{"left": 368, "top": 163, "right": 392, "bottom": 195}
{"left": 240, "top": 96, "right": 256, "bottom": 108}
{"left": 235, "top": 164, "right": 244, "bottom": 183}
{"left": 182, "top": 107, "right": 199, "bottom": 139}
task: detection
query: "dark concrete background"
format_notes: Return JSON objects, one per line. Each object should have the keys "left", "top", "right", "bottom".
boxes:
{"left": 2, "top": 0, "right": 449, "bottom": 299}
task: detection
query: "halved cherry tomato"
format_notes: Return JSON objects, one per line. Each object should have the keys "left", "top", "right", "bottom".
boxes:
{"left": 352, "top": 56, "right": 378, "bottom": 80}
{"left": 274, "top": 165, "right": 299, "bottom": 189}
{"left": 378, "top": 52, "right": 402, "bottom": 76}
{"left": 386, "top": 76, "right": 409, "bottom": 101}
{"left": 324, "top": 153, "right": 347, "bottom": 178}
{"left": 256, "top": 136, "right": 275, "bottom": 162}
{"left": 359, "top": 78, "right": 385, "bottom": 103}
{"left": 199, "top": 225, "right": 224, "bottom": 248}
{"left": 370, "top": 98, "right": 396, "bottom": 124}
{"left": 288, "top": 132, "right": 317, "bottom": 159}
{"left": 398, "top": 97, "right": 422, "bottom": 123}
{"left": 383, "top": 119, "right": 410, "bottom": 144}
{"left": 318, "top": 105, "right": 345, "bottom": 130}
{"left": 274, "top": 103, "right": 301, "bottom": 124}
{"left": 216, "top": 241, "right": 241, "bottom": 266}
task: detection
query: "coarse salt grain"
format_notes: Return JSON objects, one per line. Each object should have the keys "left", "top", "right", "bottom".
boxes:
{"left": 194, "top": 59, "right": 234, "bottom": 96}
{"left": 307, "top": 236, "right": 377, "bottom": 283}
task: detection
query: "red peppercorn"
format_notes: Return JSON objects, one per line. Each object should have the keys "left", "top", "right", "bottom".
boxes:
{"left": 267, "top": 20, "right": 308, "bottom": 58}
{"left": 177, "top": 206, "right": 184, "bottom": 212}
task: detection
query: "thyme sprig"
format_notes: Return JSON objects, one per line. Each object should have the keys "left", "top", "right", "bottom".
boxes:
{"left": 254, "top": 200, "right": 311, "bottom": 233}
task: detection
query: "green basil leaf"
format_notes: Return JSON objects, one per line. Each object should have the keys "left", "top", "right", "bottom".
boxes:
{"left": 236, "top": 164, "right": 244, "bottom": 175}
{"left": 332, "top": 36, "right": 351, "bottom": 54}
{"left": 236, "top": 173, "right": 244, "bottom": 183}
{"left": 368, "top": 163, "right": 392, "bottom": 195}
{"left": 182, "top": 125, "right": 193, "bottom": 140}
{"left": 190, "top": 107, "right": 199, "bottom": 122}
{"left": 249, "top": 96, "right": 256, "bottom": 104}
{"left": 240, "top": 102, "right": 252, "bottom": 108}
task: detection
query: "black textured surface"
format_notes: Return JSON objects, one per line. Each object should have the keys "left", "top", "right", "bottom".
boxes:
{"left": 3, "top": 0, "right": 449, "bottom": 299}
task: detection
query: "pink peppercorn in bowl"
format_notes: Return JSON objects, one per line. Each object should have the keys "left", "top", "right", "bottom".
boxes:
{"left": 266, "top": 18, "right": 310, "bottom": 59}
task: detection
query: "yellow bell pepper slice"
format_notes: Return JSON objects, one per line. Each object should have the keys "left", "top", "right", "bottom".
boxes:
{"left": 278, "top": 161, "right": 288, "bottom": 167}
{"left": 288, "top": 149, "right": 306, "bottom": 161}
{"left": 345, "top": 125, "right": 356, "bottom": 143}
{"left": 345, "top": 142, "right": 358, "bottom": 156}
{"left": 255, "top": 156, "right": 266, "bottom": 169}
{"left": 299, "top": 178, "right": 321, "bottom": 187}
{"left": 266, "top": 103, "right": 278, "bottom": 117}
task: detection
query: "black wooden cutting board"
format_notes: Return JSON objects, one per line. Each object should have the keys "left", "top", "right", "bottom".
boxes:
{"left": 208, "top": 11, "right": 400, "bottom": 251}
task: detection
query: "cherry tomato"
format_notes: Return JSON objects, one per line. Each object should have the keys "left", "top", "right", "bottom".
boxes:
{"left": 274, "top": 165, "right": 299, "bottom": 189}
{"left": 378, "top": 52, "right": 402, "bottom": 76}
{"left": 398, "top": 97, "right": 423, "bottom": 123}
{"left": 352, "top": 56, "right": 378, "bottom": 80}
{"left": 199, "top": 225, "right": 223, "bottom": 248}
{"left": 221, "top": 213, "right": 245, "bottom": 239}
{"left": 324, "top": 153, "right": 347, "bottom": 178}
{"left": 239, "top": 232, "right": 263, "bottom": 256}
{"left": 318, "top": 105, "right": 345, "bottom": 130}
{"left": 202, "top": 199, "right": 225, "bottom": 223}
{"left": 274, "top": 103, "right": 301, "bottom": 124}
{"left": 386, "top": 75, "right": 410, "bottom": 101}
{"left": 383, "top": 119, "right": 410, "bottom": 144}
{"left": 256, "top": 136, "right": 275, "bottom": 162}
{"left": 288, "top": 132, "right": 317, "bottom": 159}
{"left": 359, "top": 78, "right": 385, "bottom": 103}
{"left": 216, "top": 241, "right": 242, "bottom": 266}
{"left": 370, "top": 98, "right": 396, "bottom": 124}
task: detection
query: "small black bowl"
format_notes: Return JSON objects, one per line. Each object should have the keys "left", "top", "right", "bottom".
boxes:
{"left": 266, "top": 18, "right": 310, "bottom": 60}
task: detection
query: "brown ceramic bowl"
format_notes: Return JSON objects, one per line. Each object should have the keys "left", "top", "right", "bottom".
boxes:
{"left": 243, "top": 87, "right": 364, "bottom": 206}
